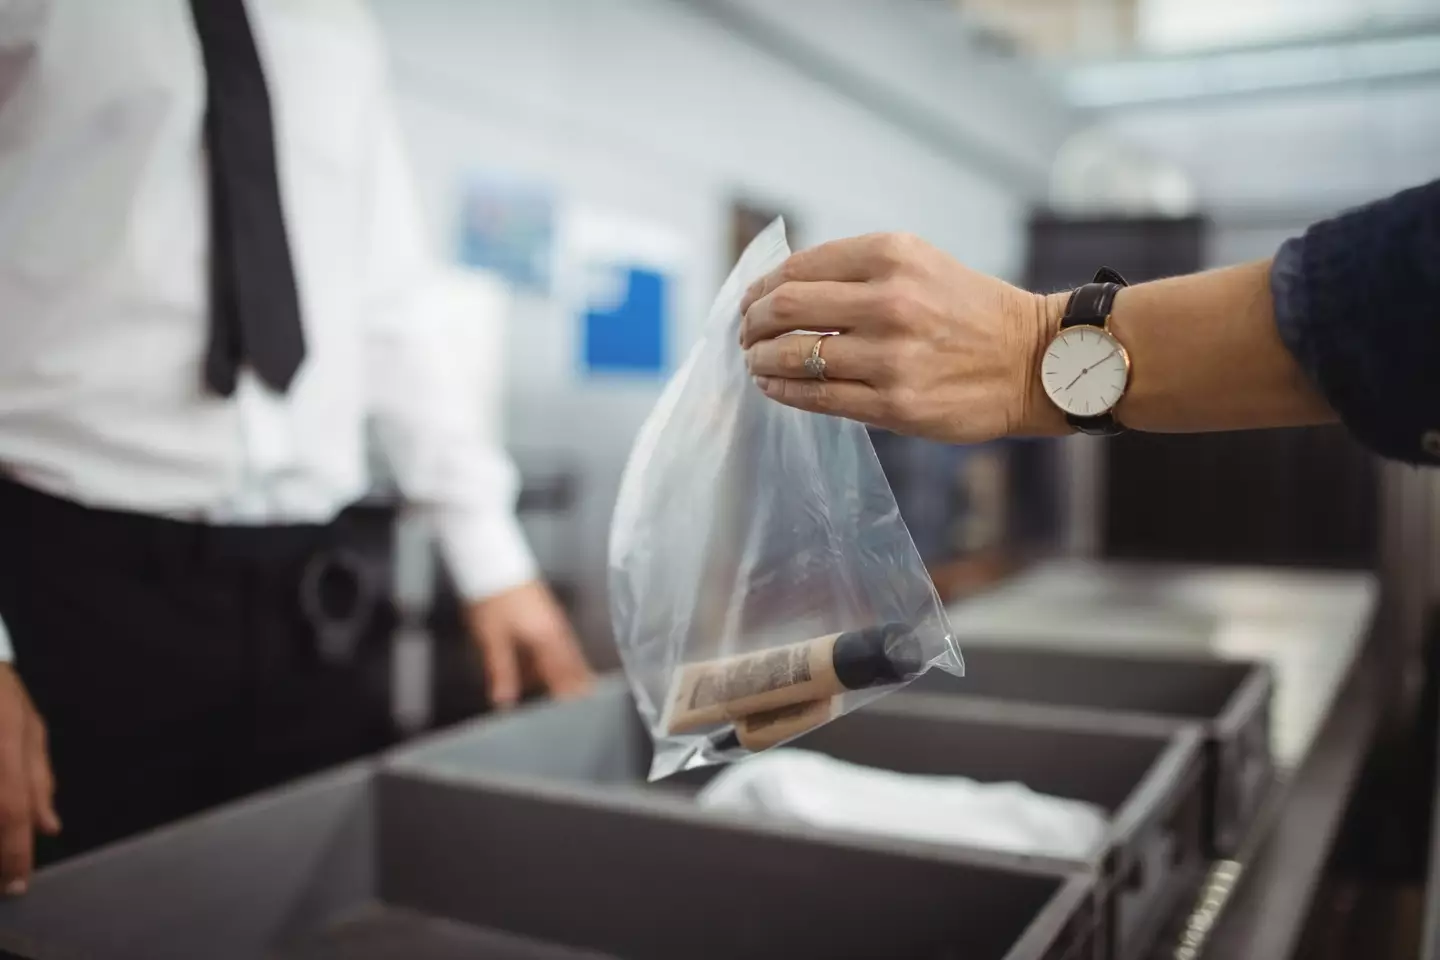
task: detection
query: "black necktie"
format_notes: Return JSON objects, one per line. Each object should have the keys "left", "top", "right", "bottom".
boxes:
{"left": 188, "top": 0, "right": 306, "bottom": 396}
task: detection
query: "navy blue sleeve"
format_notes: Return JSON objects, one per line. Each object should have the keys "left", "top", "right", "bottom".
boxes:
{"left": 1271, "top": 179, "right": 1440, "bottom": 464}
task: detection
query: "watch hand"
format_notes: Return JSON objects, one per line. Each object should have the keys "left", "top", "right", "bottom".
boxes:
{"left": 1062, "top": 348, "right": 1119, "bottom": 392}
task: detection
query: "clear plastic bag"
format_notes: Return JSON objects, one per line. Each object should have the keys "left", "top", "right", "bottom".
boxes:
{"left": 609, "top": 219, "right": 963, "bottom": 780}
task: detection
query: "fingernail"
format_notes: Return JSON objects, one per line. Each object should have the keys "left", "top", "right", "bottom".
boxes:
{"left": 754, "top": 376, "right": 772, "bottom": 392}
{"left": 5, "top": 879, "right": 27, "bottom": 896}
{"left": 743, "top": 349, "right": 753, "bottom": 373}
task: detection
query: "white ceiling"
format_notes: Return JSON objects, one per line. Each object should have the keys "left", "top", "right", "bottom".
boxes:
{"left": 1139, "top": 0, "right": 1440, "bottom": 53}
{"left": 1091, "top": 82, "right": 1440, "bottom": 215}
{"left": 957, "top": 0, "right": 1440, "bottom": 58}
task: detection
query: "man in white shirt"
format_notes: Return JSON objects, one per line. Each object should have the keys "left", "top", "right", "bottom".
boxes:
{"left": 0, "top": 0, "right": 593, "bottom": 891}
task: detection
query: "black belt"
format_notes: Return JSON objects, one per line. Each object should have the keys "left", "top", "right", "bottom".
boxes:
{"left": 0, "top": 477, "right": 380, "bottom": 664}
{"left": 0, "top": 475, "right": 327, "bottom": 574}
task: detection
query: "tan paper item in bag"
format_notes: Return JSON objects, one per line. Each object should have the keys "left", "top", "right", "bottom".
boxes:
{"left": 663, "top": 623, "right": 921, "bottom": 735}
{"left": 731, "top": 698, "right": 837, "bottom": 752}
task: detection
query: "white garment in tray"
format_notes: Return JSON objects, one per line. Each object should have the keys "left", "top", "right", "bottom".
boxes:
{"left": 697, "top": 749, "right": 1108, "bottom": 860}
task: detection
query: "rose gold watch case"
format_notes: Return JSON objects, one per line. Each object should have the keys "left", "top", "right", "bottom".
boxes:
{"left": 1040, "top": 320, "right": 1131, "bottom": 416}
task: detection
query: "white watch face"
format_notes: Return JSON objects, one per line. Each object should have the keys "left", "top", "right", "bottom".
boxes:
{"left": 1040, "top": 326, "right": 1129, "bottom": 418}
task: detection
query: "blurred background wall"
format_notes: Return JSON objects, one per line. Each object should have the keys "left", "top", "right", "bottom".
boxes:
{"left": 353, "top": 0, "right": 1438, "bottom": 668}
{"left": 367, "top": 0, "right": 1080, "bottom": 658}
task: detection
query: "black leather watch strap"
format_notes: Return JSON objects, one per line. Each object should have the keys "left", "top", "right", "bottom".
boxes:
{"left": 1061, "top": 266, "right": 1129, "bottom": 436}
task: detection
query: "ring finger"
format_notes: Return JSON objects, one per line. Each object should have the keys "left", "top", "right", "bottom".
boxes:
{"left": 745, "top": 333, "right": 886, "bottom": 385}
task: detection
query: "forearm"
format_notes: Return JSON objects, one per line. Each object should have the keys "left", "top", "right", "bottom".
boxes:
{"left": 366, "top": 275, "right": 538, "bottom": 600}
{"left": 429, "top": 504, "right": 538, "bottom": 601}
{"left": 1031, "top": 259, "right": 1337, "bottom": 435}
{"left": 741, "top": 181, "right": 1435, "bottom": 456}
{"left": 370, "top": 340, "right": 539, "bottom": 602}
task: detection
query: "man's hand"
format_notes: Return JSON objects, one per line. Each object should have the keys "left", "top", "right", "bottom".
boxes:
{"left": 0, "top": 665, "right": 59, "bottom": 895}
{"left": 465, "top": 582, "right": 594, "bottom": 709}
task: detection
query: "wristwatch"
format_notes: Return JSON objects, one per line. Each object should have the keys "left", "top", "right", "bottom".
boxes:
{"left": 1039, "top": 267, "right": 1131, "bottom": 436}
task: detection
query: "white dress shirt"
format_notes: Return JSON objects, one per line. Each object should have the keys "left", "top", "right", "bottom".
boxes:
{"left": 0, "top": 0, "right": 537, "bottom": 659}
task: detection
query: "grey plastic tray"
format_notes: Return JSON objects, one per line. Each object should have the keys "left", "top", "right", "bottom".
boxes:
{"left": 906, "top": 644, "right": 1274, "bottom": 857}
{"left": 0, "top": 761, "right": 1095, "bottom": 960}
{"left": 389, "top": 679, "right": 1209, "bottom": 960}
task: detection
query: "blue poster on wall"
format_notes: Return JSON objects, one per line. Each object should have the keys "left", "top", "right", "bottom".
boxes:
{"left": 564, "top": 208, "right": 684, "bottom": 379}
{"left": 457, "top": 176, "right": 554, "bottom": 294}
{"left": 581, "top": 264, "right": 668, "bottom": 375}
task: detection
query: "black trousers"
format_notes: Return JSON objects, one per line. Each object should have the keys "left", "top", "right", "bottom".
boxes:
{"left": 0, "top": 478, "right": 395, "bottom": 863}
